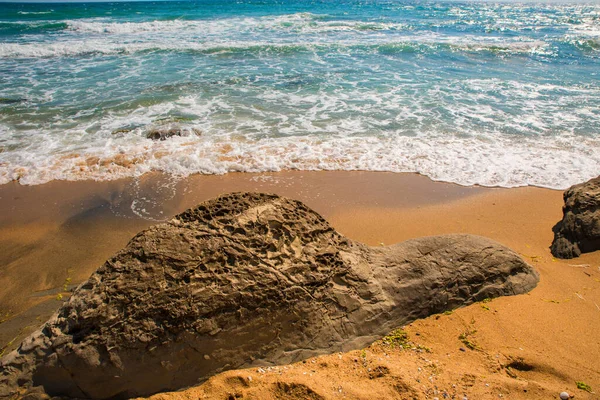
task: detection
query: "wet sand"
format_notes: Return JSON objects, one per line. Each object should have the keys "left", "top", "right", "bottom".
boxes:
{"left": 0, "top": 171, "right": 598, "bottom": 399}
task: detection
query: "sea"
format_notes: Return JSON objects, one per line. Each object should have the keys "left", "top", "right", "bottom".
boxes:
{"left": 0, "top": 0, "right": 599, "bottom": 188}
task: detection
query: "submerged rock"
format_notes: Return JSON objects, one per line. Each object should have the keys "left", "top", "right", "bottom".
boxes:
{"left": 145, "top": 124, "right": 201, "bottom": 140}
{"left": 0, "top": 193, "right": 539, "bottom": 399}
{"left": 551, "top": 176, "right": 600, "bottom": 259}
{"left": 0, "top": 98, "right": 26, "bottom": 105}
{"left": 146, "top": 126, "right": 183, "bottom": 140}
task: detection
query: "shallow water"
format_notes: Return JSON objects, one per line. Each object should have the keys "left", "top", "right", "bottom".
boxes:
{"left": 0, "top": 0, "right": 599, "bottom": 188}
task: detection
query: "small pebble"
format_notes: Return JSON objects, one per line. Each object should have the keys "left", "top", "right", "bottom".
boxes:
{"left": 560, "top": 392, "right": 570, "bottom": 400}
{"left": 459, "top": 347, "right": 466, "bottom": 352}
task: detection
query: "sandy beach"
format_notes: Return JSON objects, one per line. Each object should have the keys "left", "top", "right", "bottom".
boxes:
{"left": 0, "top": 171, "right": 598, "bottom": 399}
{"left": 2, "top": 1, "right": 600, "bottom": 398}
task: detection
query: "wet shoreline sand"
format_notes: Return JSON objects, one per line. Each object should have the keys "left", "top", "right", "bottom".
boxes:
{"left": 0, "top": 171, "right": 598, "bottom": 399}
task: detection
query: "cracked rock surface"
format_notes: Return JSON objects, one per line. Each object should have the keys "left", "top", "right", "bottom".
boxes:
{"left": 551, "top": 176, "right": 600, "bottom": 259}
{"left": 0, "top": 192, "right": 539, "bottom": 399}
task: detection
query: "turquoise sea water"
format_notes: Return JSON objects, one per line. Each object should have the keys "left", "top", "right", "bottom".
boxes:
{"left": 0, "top": 0, "right": 599, "bottom": 187}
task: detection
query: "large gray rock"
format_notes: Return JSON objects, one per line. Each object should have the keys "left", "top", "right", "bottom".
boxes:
{"left": 551, "top": 176, "right": 600, "bottom": 259}
{"left": 0, "top": 193, "right": 539, "bottom": 399}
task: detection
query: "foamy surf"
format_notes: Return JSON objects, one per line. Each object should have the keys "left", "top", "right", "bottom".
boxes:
{"left": 0, "top": 37, "right": 552, "bottom": 59}
{"left": 1, "top": 1, "right": 599, "bottom": 189}
{"left": 1, "top": 128, "right": 599, "bottom": 189}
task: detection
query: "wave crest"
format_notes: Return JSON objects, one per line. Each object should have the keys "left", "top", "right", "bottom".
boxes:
{"left": 0, "top": 37, "right": 551, "bottom": 58}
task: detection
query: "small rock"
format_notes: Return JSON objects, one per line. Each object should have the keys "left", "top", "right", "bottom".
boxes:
{"left": 111, "top": 127, "right": 134, "bottom": 135}
{"left": 460, "top": 347, "right": 466, "bottom": 352}
{"left": 146, "top": 127, "right": 183, "bottom": 141}
{"left": 560, "top": 392, "right": 570, "bottom": 400}
{"left": 0, "top": 98, "right": 26, "bottom": 104}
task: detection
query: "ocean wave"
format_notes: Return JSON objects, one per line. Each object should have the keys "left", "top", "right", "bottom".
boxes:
{"left": 0, "top": 36, "right": 551, "bottom": 58}
{"left": 57, "top": 7, "right": 600, "bottom": 37}
{"left": 17, "top": 11, "right": 53, "bottom": 15}
{"left": 64, "top": 13, "right": 409, "bottom": 35}
{"left": 5, "top": 5, "right": 600, "bottom": 39}
{"left": 568, "top": 37, "right": 600, "bottom": 52}
{"left": 0, "top": 131, "right": 598, "bottom": 189}
{"left": 0, "top": 21, "right": 68, "bottom": 34}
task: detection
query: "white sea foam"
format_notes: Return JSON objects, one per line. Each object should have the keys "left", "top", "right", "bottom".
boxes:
{"left": 1, "top": 123, "right": 598, "bottom": 189}
{"left": 0, "top": 9, "right": 557, "bottom": 59}
{"left": 64, "top": 13, "right": 408, "bottom": 35}
{"left": 2, "top": 72, "right": 598, "bottom": 189}
{"left": 17, "top": 11, "right": 53, "bottom": 15}
{"left": 0, "top": 35, "right": 550, "bottom": 58}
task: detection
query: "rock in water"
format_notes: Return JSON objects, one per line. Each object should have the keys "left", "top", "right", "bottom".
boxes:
{"left": 551, "top": 176, "right": 600, "bottom": 259}
{"left": 0, "top": 193, "right": 539, "bottom": 399}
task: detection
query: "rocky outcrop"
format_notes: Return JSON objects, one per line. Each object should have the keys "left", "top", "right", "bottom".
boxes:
{"left": 0, "top": 193, "right": 539, "bottom": 399}
{"left": 551, "top": 176, "right": 600, "bottom": 259}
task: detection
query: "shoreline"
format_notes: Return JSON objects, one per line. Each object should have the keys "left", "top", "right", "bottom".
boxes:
{"left": 3, "top": 169, "right": 576, "bottom": 192}
{"left": 1, "top": 171, "right": 598, "bottom": 399}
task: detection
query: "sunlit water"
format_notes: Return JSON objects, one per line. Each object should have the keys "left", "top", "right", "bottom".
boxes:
{"left": 1, "top": 0, "right": 599, "bottom": 187}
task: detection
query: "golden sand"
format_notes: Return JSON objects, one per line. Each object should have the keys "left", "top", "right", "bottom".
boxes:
{"left": 0, "top": 172, "right": 598, "bottom": 399}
